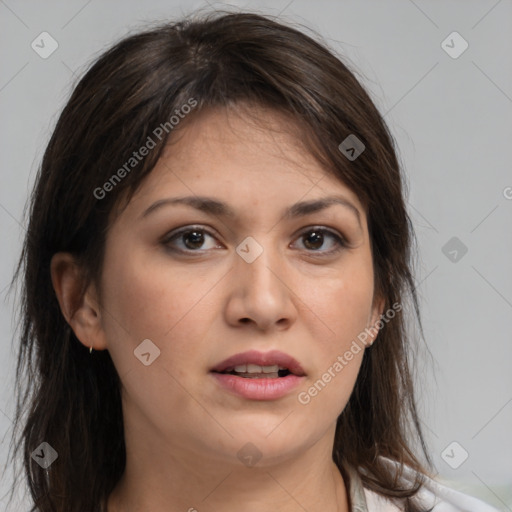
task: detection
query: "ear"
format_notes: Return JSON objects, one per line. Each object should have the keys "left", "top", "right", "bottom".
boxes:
{"left": 366, "top": 295, "right": 387, "bottom": 347}
{"left": 50, "top": 252, "right": 108, "bottom": 351}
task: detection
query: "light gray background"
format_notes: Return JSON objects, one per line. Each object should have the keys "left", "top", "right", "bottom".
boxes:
{"left": 1, "top": 0, "right": 511, "bottom": 510}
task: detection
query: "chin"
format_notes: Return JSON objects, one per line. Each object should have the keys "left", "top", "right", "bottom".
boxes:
{"left": 228, "top": 425, "right": 316, "bottom": 465}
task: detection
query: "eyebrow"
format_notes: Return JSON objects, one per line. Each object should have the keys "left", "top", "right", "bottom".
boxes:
{"left": 140, "top": 194, "right": 362, "bottom": 227}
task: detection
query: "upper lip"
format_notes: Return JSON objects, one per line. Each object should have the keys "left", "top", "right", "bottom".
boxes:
{"left": 210, "top": 350, "right": 306, "bottom": 376}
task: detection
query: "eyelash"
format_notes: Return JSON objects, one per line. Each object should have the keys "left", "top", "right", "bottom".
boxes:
{"left": 162, "top": 225, "right": 348, "bottom": 257}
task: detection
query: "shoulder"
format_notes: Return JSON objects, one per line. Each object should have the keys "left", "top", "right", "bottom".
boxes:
{"left": 361, "top": 462, "right": 501, "bottom": 512}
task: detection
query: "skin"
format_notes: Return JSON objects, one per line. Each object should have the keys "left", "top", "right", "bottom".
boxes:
{"left": 51, "top": 105, "right": 384, "bottom": 512}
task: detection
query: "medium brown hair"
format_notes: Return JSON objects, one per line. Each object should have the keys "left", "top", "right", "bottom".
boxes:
{"left": 6, "top": 10, "right": 433, "bottom": 512}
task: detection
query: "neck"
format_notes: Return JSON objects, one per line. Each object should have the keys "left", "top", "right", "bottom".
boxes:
{"left": 107, "top": 423, "right": 349, "bottom": 512}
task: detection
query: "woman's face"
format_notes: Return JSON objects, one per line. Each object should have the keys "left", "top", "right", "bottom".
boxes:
{"left": 91, "top": 106, "right": 383, "bottom": 467}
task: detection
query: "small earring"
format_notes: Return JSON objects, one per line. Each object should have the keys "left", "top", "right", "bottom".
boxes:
{"left": 89, "top": 345, "right": 93, "bottom": 354}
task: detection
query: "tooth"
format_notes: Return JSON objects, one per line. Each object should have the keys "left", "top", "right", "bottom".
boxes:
{"left": 246, "top": 364, "right": 262, "bottom": 373}
{"left": 232, "top": 364, "right": 281, "bottom": 374}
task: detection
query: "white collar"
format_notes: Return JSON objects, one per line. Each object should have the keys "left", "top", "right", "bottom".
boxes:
{"left": 342, "top": 458, "right": 501, "bottom": 512}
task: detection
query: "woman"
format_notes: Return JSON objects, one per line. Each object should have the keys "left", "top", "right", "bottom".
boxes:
{"left": 6, "top": 10, "right": 500, "bottom": 512}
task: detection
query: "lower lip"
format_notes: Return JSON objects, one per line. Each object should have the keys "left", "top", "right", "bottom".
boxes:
{"left": 211, "top": 372, "right": 304, "bottom": 400}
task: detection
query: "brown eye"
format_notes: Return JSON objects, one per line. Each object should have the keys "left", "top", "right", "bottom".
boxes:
{"left": 182, "top": 230, "right": 206, "bottom": 250}
{"left": 163, "top": 226, "right": 222, "bottom": 253}
{"left": 295, "top": 227, "right": 347, "bottom": 255}
{"left": 303, "top": 230, "right": 325, "bottom": 250}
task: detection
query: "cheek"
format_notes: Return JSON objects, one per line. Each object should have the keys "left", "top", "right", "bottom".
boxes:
{"left": 297, "top": 273, "right": 370, "bottom": 420}
{"left": 295, "top": 256, "right": 373, "bottom": 414}
{"left": 98, "top": 245, "right": 209, "bottom": 359}
{"left": 302, "top": 260, "right": 374, "bottom": 350}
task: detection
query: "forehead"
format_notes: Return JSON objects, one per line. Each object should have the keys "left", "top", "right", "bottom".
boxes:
{"left": 142, "top": 106, "right": 358, "bottom": 196}
{"left": 112, "top": 105, "right": 365, "bottom": 225}
{"left": 166, "top": 106, "right": 320, "bottom": 176}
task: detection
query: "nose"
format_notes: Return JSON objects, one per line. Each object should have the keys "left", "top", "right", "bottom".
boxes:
{"left": 224, "top": 243, "right": 297, "bottom": 332}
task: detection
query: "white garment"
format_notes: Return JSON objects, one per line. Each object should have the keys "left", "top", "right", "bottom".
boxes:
{"left": 344, "top": 460, "right": 502, "bottom": 512}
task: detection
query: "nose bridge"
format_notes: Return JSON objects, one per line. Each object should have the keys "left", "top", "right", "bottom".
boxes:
{"left": 229, "top": 234, "right": 294, "bottom": 329}
{"left": 237, "top": 235, "right": 284, "bottom": 298}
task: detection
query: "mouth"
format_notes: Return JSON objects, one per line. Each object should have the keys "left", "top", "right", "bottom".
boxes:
{"left": 214, "top": 364, "right": 293, "bottom": 379}
{"left": 210, "top": 350, "right": 306, "bottom": 401}
{"left": 210, "top": 350, "right": 306, "bottom": 379}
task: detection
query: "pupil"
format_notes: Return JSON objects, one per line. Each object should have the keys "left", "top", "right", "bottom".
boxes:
{"left": 304, "top": 231, "right": 323, "bottom": 250}
{"left": 184, "top": 231, "right": 204, "bottom": 249}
